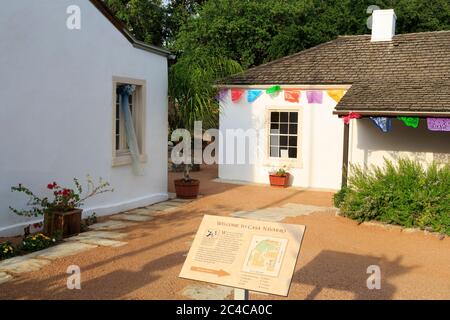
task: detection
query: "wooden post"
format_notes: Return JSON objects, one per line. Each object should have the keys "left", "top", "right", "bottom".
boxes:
{"left": 234, "top": 288, "right": 249, "bottom": 300}
{"left": 341, "top": 123, "right": 350, "bottom": 188}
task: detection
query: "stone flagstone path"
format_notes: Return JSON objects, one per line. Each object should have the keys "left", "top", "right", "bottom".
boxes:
{"left": 231, "top": 203, "right": 336, "bottom": 222}
{"left": 0, "top": 197, "right": 192, "bottom": 285}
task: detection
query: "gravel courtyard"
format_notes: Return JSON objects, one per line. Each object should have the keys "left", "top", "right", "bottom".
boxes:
{"left": 0, "top": 165, "right": 449, "bottom": 300}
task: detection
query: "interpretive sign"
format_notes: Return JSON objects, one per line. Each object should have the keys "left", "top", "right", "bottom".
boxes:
{"left": 179, "top": 215, "right": 306, "bottom": 296}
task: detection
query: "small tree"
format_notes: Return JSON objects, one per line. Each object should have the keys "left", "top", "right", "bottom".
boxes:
{"left": 169, "top": 50, "right": 242, "bottom": 180}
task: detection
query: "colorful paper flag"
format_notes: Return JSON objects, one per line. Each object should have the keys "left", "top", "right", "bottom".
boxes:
{"left": 266, "top": 85, "right": 282, "bottom": 95}
{"left": 370, "top": 117, "right": 392, "bottom": 133}
{"left": 427, "top": 118, "right": 450, "bottom": 131}
{"left": 231, "top": 89, "right": 245, "bottom": 102}
{"left": 215, "top": 89, "right": 228, "bottom": 102}
{"left": 247, "top": 90, "right": 262, "bottom": 103}
{"left": 327, "top": 90, "right": 346, "bottom": 103}
{"left": 306, "top": 91, "right": 323, "bottom": 104}
{"left": 284, "top": 90, "right": 301, "bottom": 103}
{"left": 343, "top": 112, "right": 362, "bottom": 124}
{"left": 398, "top": 117, "right": 420, "bottom": 128}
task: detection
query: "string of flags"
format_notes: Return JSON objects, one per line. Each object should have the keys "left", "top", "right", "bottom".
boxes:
{"left": 220, "top": 87, "right": 449, "bottom": 132}
{"left": 224, "top": 86, "right": 346, "bottom": 104}
{"left": 350, "top": 115, "right": 449, "bottom": 132}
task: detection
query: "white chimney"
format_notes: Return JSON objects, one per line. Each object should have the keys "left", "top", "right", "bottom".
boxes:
{"left": 371, "top": 9, "right": 396, "bottom": 42}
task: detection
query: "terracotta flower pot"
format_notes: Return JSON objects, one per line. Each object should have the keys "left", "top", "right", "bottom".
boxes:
{"left": 269, "top": 173, "right": 290, "bottom": 188}
{"left": 44, "top": 209, "right": 82, "bottom": 239}
{"left": 174, "top": 179, "right": 200, "bottom": 199}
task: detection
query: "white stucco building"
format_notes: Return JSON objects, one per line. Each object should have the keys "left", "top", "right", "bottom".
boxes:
{"left": 218, "top": 9, "right": 449, "bottom": 191}
{"left": 0, "top": 0, "right": 169, "bottom": 236}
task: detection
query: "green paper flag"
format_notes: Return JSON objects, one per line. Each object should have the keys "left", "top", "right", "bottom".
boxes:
{"left": 266, "top": 85, "right": 281, "bottom": 95}
{"left": 398, "top": 117, "right": 420, "bottom": 128}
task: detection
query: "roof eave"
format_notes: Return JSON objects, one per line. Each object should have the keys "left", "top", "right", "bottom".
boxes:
{"left": 333, "top": 110, "right": 450, "bottom": 117}
{"left": 89, "top": 0, "right": 170, "bottom": 58}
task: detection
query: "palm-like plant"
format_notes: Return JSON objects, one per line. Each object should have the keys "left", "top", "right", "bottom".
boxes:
{"left": 169, "top": 51, "right": 242, "bottom": 180}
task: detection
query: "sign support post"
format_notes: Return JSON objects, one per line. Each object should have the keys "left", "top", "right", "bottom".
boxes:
{"left": 234, "top": 288, "right": 249, "bottom": 300}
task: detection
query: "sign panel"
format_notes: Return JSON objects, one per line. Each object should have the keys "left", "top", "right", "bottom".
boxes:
{"left": 179, "top": 215, "right": 306, "bottom": 296}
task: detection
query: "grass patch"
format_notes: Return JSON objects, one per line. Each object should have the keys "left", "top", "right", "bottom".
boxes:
{"left": 335, "top": 159, "right": 450, "bottom": 235}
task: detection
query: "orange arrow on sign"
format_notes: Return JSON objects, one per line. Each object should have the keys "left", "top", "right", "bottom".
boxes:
{"left": 191, "top": 266, "right": 230, "bottom": 277}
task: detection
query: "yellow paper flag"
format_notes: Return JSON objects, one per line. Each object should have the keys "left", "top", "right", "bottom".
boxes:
{"left": 327, "top": 90, "right": 346, "bottom": 103}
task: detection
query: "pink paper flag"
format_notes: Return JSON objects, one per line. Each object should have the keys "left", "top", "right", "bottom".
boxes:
{"left": 427, "top": 118, "right": 450, "bottom": 131}
{"left": 343, "top": 112, "right": 362, "bottom": 124}
{"left": 306, "top": 91, "right": 323, "bottom": 104}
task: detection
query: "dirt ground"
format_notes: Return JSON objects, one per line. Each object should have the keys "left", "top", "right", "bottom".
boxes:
{"left": 1, "top": 165, "right": 449, "bottom": 300}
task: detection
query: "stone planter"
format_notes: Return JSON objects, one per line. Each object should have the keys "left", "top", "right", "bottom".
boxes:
{"left": 44, "top": 209, "right": 82, "bottom": 239}
{"left": 269, "top": 173, "right": 290, "bottom": 188}
{"left": 174, "top": 179, "right": 200, "bottom": 199}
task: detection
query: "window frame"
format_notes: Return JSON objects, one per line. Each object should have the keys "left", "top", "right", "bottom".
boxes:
{"left": 112, "top": 76, "right": 148, "bottom": 167}
{"left": 265, "top": 106, "right": 303, "bottom": 168}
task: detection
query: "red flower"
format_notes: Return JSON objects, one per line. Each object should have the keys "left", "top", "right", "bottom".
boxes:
{"left": 62, "top": 189, "right": 71, "bottom": 197}
{"left": 47, "top": 182, "right": 58, "bottom": 190}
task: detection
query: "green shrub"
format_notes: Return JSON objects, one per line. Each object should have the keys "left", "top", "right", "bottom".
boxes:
{"left": 339, "top": 159, "right": 450, "bottom": 235}
{"left": 333, "top": 187, "right": 348, "bottom": 208}
{"left": 21, "top": 233, "right": 55, "bottom": 252}
{"left": 0, "top": 242, "right": 15, "bottom": 260}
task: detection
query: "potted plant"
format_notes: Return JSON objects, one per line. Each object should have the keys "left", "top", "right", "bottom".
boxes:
{"left": 10, "top": 176, "right": 113, "bottom": 239}
{"left": 169, "top": 54, "right": 242, "bottom": 199}
{"left": 269, "top": 167, "right": 291, "bottom": 188}
{"left": 174, "top": 164, "right": 200, "bottom": 199}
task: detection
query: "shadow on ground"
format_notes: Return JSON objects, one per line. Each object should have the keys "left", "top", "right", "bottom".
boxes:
{"left": 293, "top": 250, "right": 415, "bottom": 300}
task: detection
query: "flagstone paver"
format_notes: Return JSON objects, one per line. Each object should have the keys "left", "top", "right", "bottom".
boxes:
{"left": 89, "top": 220, "right": 137, "bottom": 231}
{"left": 72, "top": 231, "right": 128, "bottom": 240}
{"left": 0, "top": 272, "right": 13, "bottom": 284}
{"left": 36, "top": 242, "right": 98, "bottom": 260}
{"left": 66, "top": 232, "right": 128, "bottom": 247}
{"left": 74, "top": 237, "right": 127, "bottom": 248}
{"left": 146, "top": 203, "right": 180, "bottom": 212}
{"left": 110, "top": 214, "right": 154, "bottom": 222}
{"left": 0, "top": 199, "right": 192, "bottom": 281}
{"left": 231, "top": 203, "right": 336, "bottom": 222}
{"left": 181, "top": 284, "right": 233, "bottom": 300}
{"left": 0, "top": 255, "right": 51, "bottom": 273}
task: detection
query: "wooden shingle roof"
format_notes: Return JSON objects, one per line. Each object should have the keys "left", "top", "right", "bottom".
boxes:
{"left": 219, "top": 31, "right": 450, "bottom": 115}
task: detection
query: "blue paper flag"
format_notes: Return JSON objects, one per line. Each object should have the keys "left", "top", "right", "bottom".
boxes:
{"left": 370, "top": 117, "right": 392, "bottom": 133}
{"left": 247, "top": 90, "right": 263, "bottom": 103}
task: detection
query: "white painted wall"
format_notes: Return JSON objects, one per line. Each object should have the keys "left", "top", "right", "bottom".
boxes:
{"left": 219, "top": 87, "right": 345, "bottom": 190}
{"left": 0, "top": 0, "right": 168, "bottom": 236}
{"left": 349, "top": 118, "right": 450, "bottom": 168}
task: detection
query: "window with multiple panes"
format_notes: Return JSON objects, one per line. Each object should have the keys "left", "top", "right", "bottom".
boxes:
{"left": 269, "top": 111, "right": 299, "bottom": 159}
{"left": 112, "top": 77, "right": 147, "bottom": 166}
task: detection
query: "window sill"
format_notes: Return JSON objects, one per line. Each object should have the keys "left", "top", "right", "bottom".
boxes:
{"left": 112, "top": 153, "right": 148, "bottom": 167}
{"left": 263, "top": 157, "right": 303, "bottom": 169}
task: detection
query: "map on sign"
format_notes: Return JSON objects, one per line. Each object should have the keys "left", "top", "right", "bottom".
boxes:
{"left": 243, "top": 236, "right": 287, "bottom": 277}
{"left": 179, "top": 215, "right": 305, "bottom": 296}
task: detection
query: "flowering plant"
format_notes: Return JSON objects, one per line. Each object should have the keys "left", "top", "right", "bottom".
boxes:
{"left": 21, "top": 233, "right": 55, "bottom": 252}
{"left": 271, "top": 166, "right": 289, "bottom": 177}
{"left": 10, "top": 176, "right": 113, "bottom": 217}
{"left": 0, "top": 242, "right": 15, "bottom": 259}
